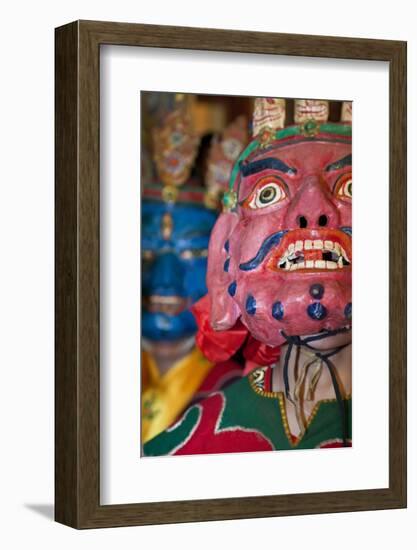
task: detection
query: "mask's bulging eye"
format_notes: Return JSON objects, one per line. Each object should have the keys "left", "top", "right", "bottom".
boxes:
{"left": 335, "top": 172, "right": 352, "bottom": 200}
{"left": 248, "top": 179, "right": 286, "bottom": 209}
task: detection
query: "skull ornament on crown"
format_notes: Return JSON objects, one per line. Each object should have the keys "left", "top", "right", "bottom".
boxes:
{"left": 294, "top": 99, "right": 330, "bottom": 124}
{"left": 205, "top": 98, "right": 352, "bottom": 350}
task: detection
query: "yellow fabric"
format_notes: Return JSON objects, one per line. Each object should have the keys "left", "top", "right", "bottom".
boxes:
{"left": 141, "top": 346, "right": 213, "bottom": 444}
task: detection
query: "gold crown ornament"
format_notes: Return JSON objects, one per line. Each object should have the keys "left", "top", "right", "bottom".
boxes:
{"left": 205, "top": 115, "right": 249, "bottom": 208}
{"left": 152, "top": 97, "right": 200, "bottom": 191}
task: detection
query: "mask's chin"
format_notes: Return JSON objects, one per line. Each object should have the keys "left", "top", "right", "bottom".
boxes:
{"left": 241, "top": 316, "right": 351, "bottom": 350}
{"left": 234, "top": 274, "right": 351, "bottom": 348}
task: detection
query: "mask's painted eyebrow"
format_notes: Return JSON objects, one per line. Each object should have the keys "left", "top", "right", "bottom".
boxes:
{"left": 325, "top": 154, "right": 352, "bottom": 172}
{"left": 240, "top": 157, "right": 297, "bottom": 177}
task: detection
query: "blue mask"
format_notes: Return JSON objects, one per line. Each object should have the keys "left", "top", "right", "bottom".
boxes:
{"left": 142, "top": 200, "right": 217, "bottom": 341}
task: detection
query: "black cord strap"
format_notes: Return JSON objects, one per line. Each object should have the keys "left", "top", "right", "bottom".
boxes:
{"left": 280, "top": 328, "right": 351, "bottom": 447}
{"left": 283, "top": 341, "right": 294, "bottom": 400}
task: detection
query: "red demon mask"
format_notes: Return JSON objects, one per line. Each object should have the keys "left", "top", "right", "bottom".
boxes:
{"left": 205, "top": 120, "right": 352, "bottom": 352}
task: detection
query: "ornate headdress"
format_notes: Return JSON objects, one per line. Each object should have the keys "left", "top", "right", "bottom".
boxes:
{"left": 144, "top": 96, "right": 249, "bottom": 210}
{"left": 223, "top": 98, "right": 352, "bottom": 210}
{"left": 149, "top": 95, "right": 201, "bottom": 204}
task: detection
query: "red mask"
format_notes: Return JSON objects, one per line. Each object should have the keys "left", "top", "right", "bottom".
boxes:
{"left": 207, "top": 123, "right": 352, "bottom": 349}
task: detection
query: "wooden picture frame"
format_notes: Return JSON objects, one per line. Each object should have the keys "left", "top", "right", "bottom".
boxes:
{"left": 55, "top": 20, "right": 407, "bottom": 528}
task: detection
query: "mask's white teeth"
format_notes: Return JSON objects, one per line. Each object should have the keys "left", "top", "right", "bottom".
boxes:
{"left": 277, "top": 255, "right": 288, "bottom": 268}
{"left": 276, "top": 238, "right": 351, "bottom": 270}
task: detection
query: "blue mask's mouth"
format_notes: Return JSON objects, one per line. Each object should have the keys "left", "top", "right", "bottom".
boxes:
{"left": 145, "top": 294, "right": 189, "bottom": 316}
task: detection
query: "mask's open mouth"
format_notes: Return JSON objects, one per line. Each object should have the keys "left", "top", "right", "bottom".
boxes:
{"left": 268, "top": 229, "right": 351, "bottom": 273}
{"left": 146, "top": 295, "right": 188, "bottom": 315}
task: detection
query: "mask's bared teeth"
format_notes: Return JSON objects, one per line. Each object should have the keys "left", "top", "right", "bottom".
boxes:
{"left": 278, "top": 256, "right": 287, "bottom": 269}
{"left": 272, "top": 233, "right": 351, "bottom": 273}
{"left": 341, "top": 247, "right": 350, "bottom": 262}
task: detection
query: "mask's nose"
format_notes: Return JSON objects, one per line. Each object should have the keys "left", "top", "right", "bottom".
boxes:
{"left": 144, "top": 252, "right": 186, "bottom": 297}
{"left": 284, "top": 175, "right": 340, "bottom": 230}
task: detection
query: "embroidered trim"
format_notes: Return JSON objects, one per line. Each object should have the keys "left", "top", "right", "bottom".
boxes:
{"left": 249, "top": 367, "right": 351, "bottom": 448}
{"left": 227, "top": 123, "right": 352, "bottom": 193}
{"left": 210, "top": 392, "right": 275, "bottom": 449}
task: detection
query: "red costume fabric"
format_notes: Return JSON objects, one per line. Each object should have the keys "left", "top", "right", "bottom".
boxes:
{"left": 193, "top": 295, "right": 280, "bottom": 374}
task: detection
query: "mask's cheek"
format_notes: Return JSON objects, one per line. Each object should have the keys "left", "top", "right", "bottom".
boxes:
{"left": 232, "top": 271, "right": 286, "bottom": 345}
{"left": 337, "top": 202, "right": 352, "bottom": 227}
{"left": 207, "top": 212, "right": 241, "bottom": 330}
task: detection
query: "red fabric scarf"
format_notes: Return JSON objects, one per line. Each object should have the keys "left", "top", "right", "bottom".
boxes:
{"left": 192, "top": 295, "right": 280, "bottom": 373}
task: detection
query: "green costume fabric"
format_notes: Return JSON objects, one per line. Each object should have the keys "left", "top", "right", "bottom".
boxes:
{"left": 143, "top": 366, "right": 351, "bottom": 456}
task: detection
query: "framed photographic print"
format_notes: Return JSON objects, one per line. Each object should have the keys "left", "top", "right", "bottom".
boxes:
{"left": 55, "top": 20, "right": 406, "bottom": 528}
